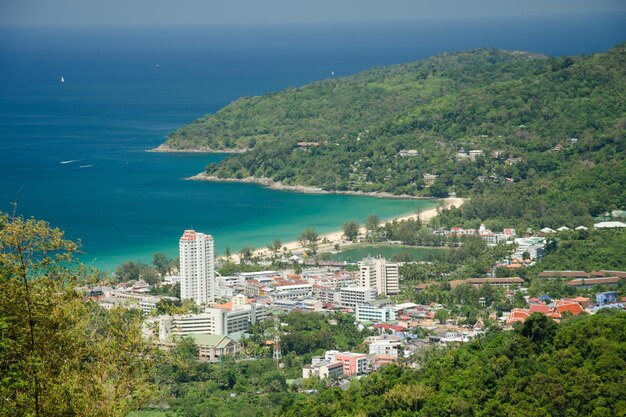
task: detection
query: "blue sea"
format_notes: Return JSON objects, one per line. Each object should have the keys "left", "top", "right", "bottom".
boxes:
{"left": 1, "top": 13, "right": 624, "bottom": 270}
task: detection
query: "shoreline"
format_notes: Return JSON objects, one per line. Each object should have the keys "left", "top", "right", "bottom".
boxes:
{"left": 240, "top": 196, "right": 464, "bottom": 261}
{"left": 148, "top": 144, "right": 247, "bottom": 154}
{"left": 188, "top": 173, "right": 440, "bottom": 200}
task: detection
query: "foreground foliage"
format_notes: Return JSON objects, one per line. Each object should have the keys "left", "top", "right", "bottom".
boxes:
{"left": 280, "top": 311, "right": 626, "bottom": 417}
{"left": 0, "top": 213, "right": 157, "bottom": 417}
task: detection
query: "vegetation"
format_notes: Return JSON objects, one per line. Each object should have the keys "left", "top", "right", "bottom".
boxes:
{"left": 280, "top": 311, "right": 626, "bottom": 417}
{"left": 342, "top": 220, "right": 360, "bottom": 241}
{"left": 0, "top": 213, "right": 157, "bottom": 416}
{"left": 164, "top": 44, "right": 625, "bottom": 231}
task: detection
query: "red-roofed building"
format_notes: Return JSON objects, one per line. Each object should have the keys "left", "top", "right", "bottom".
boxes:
{"left": 506, "top": 308, "right": 530, "bottom": 325}
{"left": 373, "top": 323, "right": 405, "bottom": 333}
{"left": 529, "top": 304, "right": 550, "bottom": 314}
{"left": 555, "top": 300, "right": 584, "bottom": 316}
{"left": 506, "top": 299, "right": 585, "bottom": 326}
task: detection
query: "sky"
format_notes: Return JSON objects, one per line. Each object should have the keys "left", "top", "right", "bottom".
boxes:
{"left": 2, "top": 0, "right": 626, "bottom": 26}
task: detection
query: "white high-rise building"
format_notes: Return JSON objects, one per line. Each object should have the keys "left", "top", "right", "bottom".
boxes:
{"left": 180, "top": 230, "right": 215, "bottom": 305}
{"left": 358, "top": 256, "right": 399, "bottom": 296}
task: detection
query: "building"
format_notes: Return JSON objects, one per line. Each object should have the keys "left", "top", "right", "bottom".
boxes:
{"left": 423, "top": 173, "right": 438, "bottom": 187}
{"left": 272, "top": 282, "right": 313, "bottom": 300}
{"left": 468, "top": 150, "right": 485, "bottom": 161}
{"left": 369, "top": 340, "right": 401, "bottom": 357}
{"left": 355, "top": 305, "right": 396, "bottom": 322}
{"left": 184, "top": 334, "right": 241, "bottom": 363}
{"left": 596, "top": 292, "right": 617, "bottom": 305}
{"left": 359, "top": 257, "right": 399, "bottom": 296}
{"left": 566, "top": 277, "right": 622, "bottom": 289}
{"left": 538, "top": 271, "right": 591, "bottom": 279}
{"left": 340, "top": 286, "right": 377, "bottom": 307}
{"left": 594, "top": 221, "right": 626, "bottom": 229}
{"left": 109, "top": 292, "right": 178, "bottom": 316}
{"left": 303, "top": 357, "right": 344, "bottom": 379}
{"left": 325, "top": 350, "right": 369, "bottom": 376}
{"left": 513, "top": 237, "right": 546, "bottom": 260}
{"left": 398, "top": 149, "right": 418, "bottom": 157}
{"left": 180, "top": 230, "right": 215, "bottom": 305}
{"left": 447, "top": 277, "right": 524, "bottom": 289}
{"left": 146, "top": 303, "right": 267, "bottom": 339}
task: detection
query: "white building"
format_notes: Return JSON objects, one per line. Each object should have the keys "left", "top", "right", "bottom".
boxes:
{"left": 513, "top": 237, "right": 546, "bottom": 260}
{"left": 469, "top": 150, "right": 485, "bottom": 161}
{"left": 180, "top": 230, "right": 215, "bottom": 305}
{"left": 109, "top": 291, "right": 177, "bottom": 316}
{"left": 303, "top": 357, "right": 344, "bottom": 379}
{"left": 340, "top": 286, "right": 377, "bottom": 307}
{"left": 594, "top": 221, "right": 626, "bottom": 229}
{"left": 355, "top": 305, "right": 396, "bottom": 322}
{"left": 272, "top": 282, "right": 313, "bottom": 300}
{"left": 369, "top": 340, "right": 401, "bottom": 357}
{"left": 358, "top": 257, "right": 399, "bottom": 296}
{"left": 145, "top": 303, "right": 267, "bottom": 340}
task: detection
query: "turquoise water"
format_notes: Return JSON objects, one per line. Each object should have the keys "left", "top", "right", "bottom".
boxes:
{"left": 330, "top": 245, "right": 449, "bottom": 263}
{"left": 1, "top": 17, "right": 624, "bottom": 270}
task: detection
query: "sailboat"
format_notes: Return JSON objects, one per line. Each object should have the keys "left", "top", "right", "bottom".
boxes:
{"left": 61, "top": 76, "right": 65, "bottom": 83}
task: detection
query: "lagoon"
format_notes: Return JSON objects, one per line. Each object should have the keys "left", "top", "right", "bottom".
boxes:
{"left": 329, "top": 245, "right": 449, "bottom": 263}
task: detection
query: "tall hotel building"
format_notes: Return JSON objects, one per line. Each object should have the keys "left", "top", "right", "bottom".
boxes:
{"left": 358, "top": 256, "right": 399, "bottom": 296}
{"left": 180, "top": 230, "right": 215, "bottom": 305}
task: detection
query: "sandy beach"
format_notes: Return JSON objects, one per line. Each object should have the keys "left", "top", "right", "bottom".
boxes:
{"left": 240, "top": 196, "right": 464, "bottom": 261}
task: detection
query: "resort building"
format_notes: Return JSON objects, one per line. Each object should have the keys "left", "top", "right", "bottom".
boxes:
{"left": 303, "top": 357, "right": 344, "bottom": 379}
{"left": 325, "top": 350, "right": 369, "bottom": 376}
{"left": 358, "top": 257, "right": 399, "bottom": 296}
{"left": 355, "top": 305, "right": 396, "bottom": 322}
{"left": 180, "top": 230, "right": 215, "bottom": 305}
{"left": 145, "top": 303, "right": 267, "bottom": 339}
{"left": 340, "top": 286, "right": 377, "bottom": 307}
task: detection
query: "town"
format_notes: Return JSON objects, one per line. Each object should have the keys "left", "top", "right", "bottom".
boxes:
{"left": 81, "top": 216, "right": 626, "bottom": 387}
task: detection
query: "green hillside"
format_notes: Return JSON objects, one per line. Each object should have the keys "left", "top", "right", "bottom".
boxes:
{"left": 163, "top": 44, "right": 626, "bottom": 228}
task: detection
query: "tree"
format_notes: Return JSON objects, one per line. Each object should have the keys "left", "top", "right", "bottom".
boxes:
{"left": 273, "top": 237, "right": 282, "bottom": 254}
{"left": 153, "top": 252, "right": 169, "bottom": 277}
{"left": 519, "top": 312, "right": 558, "bottom": 348}
{"left": 365, "top": 215, "right": 380, "bottom": 242}
{"left": 343, "top": 221, "right": 360, "bottom": 241}
{"left": 298, "top": 228, "right": 319, "bottom": 253}
{"left": 434, "top": 308, "right": 449, "bottom": 324}
{"left": 0, "top": 213, "right": 157, "bottom": 416}
{"left": 115, "top": 261, "right": 141, "bottom": 282}
{"left": 267, "top": 237, "right": 282, "bottom": 258}
{"left": 225, "top": 245, "right": 232, "bottom": 259}
{"left": 239, "top": 247, "right": 254, "bottom": 263}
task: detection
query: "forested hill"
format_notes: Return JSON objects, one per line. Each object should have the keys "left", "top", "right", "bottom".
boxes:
{"left": 163, "top": 44, "right": 625, "bottom": 227}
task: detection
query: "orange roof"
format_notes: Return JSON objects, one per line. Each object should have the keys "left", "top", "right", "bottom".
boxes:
{"left": 506, "top": 309, "right": 529, "bottom": 325}
{"left": 529, "top": 304, "right": 550, "bottom": 314}
{"left": 213, "top": 301, "right": 233, "bottom": 311}
{"left": 180, "top": 230, "right": 213, "bottom": 241}
{"left": 555, "top": 301, "right": 584, "bottom": 316}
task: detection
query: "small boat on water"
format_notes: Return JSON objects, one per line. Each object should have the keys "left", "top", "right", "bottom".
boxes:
{"left": 61, "top": 76, "right": 65, "bottom": 83}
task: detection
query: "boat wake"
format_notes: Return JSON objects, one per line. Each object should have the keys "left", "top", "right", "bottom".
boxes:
{"left": 60, "top": 159, "right": 81, "bottom": 165}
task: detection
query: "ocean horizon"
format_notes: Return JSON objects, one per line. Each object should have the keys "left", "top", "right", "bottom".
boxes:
{"left": 1, "top": 13, "right": 625, "bottom": 271}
